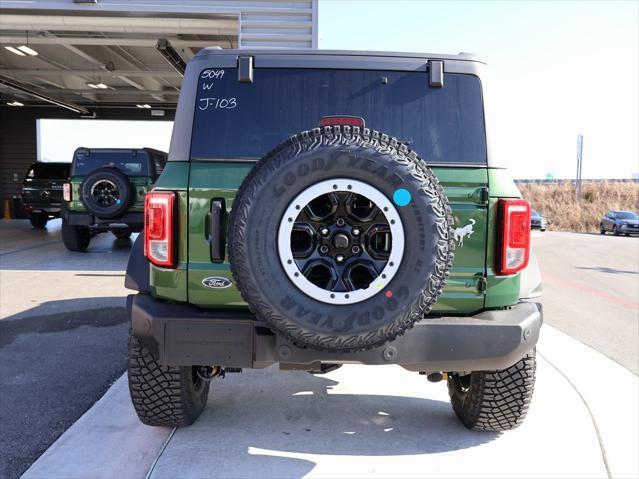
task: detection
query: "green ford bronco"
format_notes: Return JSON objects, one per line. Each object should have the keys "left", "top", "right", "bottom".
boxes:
{"left": 125, "top": 49, "right": 543, "bottom": 432}
{"left": 61, "top": 147, "right": 167, "bottom": 251}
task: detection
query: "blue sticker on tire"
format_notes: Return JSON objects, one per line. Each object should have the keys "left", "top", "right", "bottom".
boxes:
{"left": 392, "top": 188, "right": 411, "bottom": 207}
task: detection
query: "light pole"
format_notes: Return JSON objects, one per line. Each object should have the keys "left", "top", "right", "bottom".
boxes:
{"left": 576, "top": 134, "right": 583, "bottom": 200}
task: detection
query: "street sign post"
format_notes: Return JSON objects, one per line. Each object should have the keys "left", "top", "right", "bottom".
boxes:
{"left": 576, "top": 134, "right": 583, "bottom": 199}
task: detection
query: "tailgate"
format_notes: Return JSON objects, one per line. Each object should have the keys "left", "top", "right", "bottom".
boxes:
{"left": 187, "top": 163, "right": 487, "bottom": 313}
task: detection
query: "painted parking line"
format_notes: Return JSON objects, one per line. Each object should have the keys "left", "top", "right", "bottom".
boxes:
{"left": 543, "top": 272, "right": 639, "bottom": 311}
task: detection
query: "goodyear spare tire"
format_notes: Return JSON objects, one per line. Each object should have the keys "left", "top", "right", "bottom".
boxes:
{"left": 229, "top": 126, "right": 454, "bottom": 352}
{"left": 80, "top": 167, "right": 132, "bottom": 219}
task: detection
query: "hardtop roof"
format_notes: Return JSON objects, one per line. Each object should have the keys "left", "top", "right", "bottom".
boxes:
{"left": 73, "top": 147, "right": 167, "bottom": 156}
{"left": 194, "top": 48, "right": 484, "bottom": 64}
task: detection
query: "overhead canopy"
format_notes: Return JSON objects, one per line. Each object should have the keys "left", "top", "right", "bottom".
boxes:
{"left": 0, "top": 0, "right": 317, "bottom": 114}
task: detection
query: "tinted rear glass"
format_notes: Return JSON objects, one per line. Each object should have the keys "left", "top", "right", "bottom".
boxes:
{"left": 191, "top": 68, "right": 486, "bottom": 164}
{"left": 27, "top": 163, "right": 70, "bottom": 179}
{"left": 73, "top": 150, "right": 148, "bottom": 176}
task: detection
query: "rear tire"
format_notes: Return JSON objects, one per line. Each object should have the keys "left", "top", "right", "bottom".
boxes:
{"left": 613, "top": 225, "right": 620, "bottom": 236}
{"left": 600, "top": 224, "right": 606, "bottom": 235}
{"left": 128, "top": 333, "right": 210, "bottom": 427}
{"left": 447, "top": 349, "right": 536, "bottom": 431}
{"left": 61, "top": 220, "right": 91, "bottom": 252}
{"left": 29, "top": 213, "right": 48, "bottom": 229}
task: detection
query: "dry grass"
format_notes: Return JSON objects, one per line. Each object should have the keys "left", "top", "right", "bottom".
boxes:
{"left": 517, "top": 181, "right": 639, "bottom": 233}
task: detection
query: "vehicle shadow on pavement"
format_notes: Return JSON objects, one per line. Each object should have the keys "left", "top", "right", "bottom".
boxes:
{"left": 0, "top": 305, "right": 126, "bottom": 347}
{"left": 153, "top": 367, "right": 499, "bottom": 478}
{"left": 1, "top": 294, "right": 126, "bottom": 324}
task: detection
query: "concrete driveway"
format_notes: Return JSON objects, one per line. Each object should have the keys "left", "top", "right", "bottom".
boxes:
{"left": 2, "top": 222, "right": 638, "bottom": 478}
{"left": 21, "top": 325, "right": 639, "bottom": 479}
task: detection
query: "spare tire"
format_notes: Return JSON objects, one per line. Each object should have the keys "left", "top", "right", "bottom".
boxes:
{"left": 229, "top": 125, "right": 454, "bottom": 352}
{"left": 80, "top": 168, "right": 132, "bottom": 219}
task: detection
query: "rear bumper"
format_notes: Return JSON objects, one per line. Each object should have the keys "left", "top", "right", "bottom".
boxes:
{"left": 62, "top": 210, "right": 143, "bottom": 230}
{"left": 129, "top": 294, "right": 543, "bottom": 372}
{"left": 23, "top": 203, "right": 62, "bottom": 215}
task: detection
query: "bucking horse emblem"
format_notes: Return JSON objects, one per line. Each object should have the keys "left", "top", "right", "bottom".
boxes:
{"left": 454, "top": 219, "right": 476, "bottom": 247}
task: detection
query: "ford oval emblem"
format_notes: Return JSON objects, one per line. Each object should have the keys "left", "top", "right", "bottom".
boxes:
{"left": 202, "top": 276, "right": 232, "bottom": 289}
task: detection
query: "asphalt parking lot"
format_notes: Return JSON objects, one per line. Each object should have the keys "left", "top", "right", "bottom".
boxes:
{"left": 1, "top": 220, "right": 638, "bottom": 478}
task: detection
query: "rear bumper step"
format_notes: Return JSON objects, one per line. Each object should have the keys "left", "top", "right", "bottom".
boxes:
{"left": 129, "top": 294, "right": 542, "bottom": 372}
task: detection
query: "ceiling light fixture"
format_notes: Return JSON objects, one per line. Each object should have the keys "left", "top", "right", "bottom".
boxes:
{"left": 0, "top": 75, "right": 93, "bottom": 116}
{"left": 5, "top": 46, "right": 26, "bottom": 56}
{"left": 87, "top": 83, "right": 99, "bottom": 89}
{"left": 7, "top": 100, "right": 24, "bottom": 106}
{"left": 136, "top": 104, "right": 152, "bottom": 109}
{"left": 95, "top": 83, "right": 108, "bottom": 89}
{"left": 17, "top": 45, "right": 38, "bottom": 56}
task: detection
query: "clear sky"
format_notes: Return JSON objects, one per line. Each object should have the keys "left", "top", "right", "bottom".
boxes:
{"left": 319, "top": 0, "right": 638, "bottom": 179}
{"left": 39, "top": 1, "right": 638, "bottom": 179}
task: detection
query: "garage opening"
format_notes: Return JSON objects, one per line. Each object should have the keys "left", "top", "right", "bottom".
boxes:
{"left": 37, "top": 119, "right": 173, "bottom": 163}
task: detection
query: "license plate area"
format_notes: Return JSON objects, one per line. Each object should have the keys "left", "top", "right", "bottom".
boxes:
{"left": 165, "top": 320, "right": 254, "bottom": 367}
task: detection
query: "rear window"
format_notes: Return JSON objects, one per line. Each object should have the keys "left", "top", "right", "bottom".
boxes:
{"left": 27, "top": 163, "right": 70, "bottom": 179}
{"left": 191, "top": 68, "right": 487, "bottom": 164}
{"left": 72, "top": 150, "right": 148, "bottom": 176}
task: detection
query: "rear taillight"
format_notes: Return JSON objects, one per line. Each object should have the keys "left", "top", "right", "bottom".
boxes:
{"left": 144, "top": 191, "right": 176, "bottom": 268}
{"left": 497, "top": 199, "right": 531, "bottom": 275}
{"left": 63, "top": 183, "right": 71, "bottom": 202}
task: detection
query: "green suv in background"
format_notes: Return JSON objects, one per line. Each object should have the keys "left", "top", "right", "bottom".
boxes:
{"left": 21, "top": 162, "right": 70, "bottom": 228}
{"left": 61, "top": 147, "right": 166, "bottom": 251}
{"left": 125, "top": 50, "right": 543, "bottom": 432}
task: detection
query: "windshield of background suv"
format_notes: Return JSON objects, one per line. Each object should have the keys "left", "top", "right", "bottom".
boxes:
{"left": 27, "top": 163, "right": 70, "bottom": 179}
{"left": 72, "top": 150, "right": 148, "bottom": 176}
{"left": 191, "top": 68, "right": 487, "bottom": 164}
{"left": 616, "top": 212, "right": 638, "bottom": 220}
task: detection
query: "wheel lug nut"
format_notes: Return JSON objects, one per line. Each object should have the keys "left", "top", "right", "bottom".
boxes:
{"left": 352, "top": 228, "right": 360, "bottom": 236}
{"left": 335, "top": 254, "right": 344, "bottom": 263}
{"left": 351, "top": 245, "right": 361, "bottom": 254}
{"left": 336, "top": 218, "right": 345, "bottom": 227}
{"left": 319, "top": 245, "right": 329, "bottom": 254}
{"left": 320, "top": 227, "right": 330, "bottom": 236}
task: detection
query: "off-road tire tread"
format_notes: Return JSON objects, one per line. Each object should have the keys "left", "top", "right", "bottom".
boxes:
{"left": 447, "top": 349, "right": 536, "bottom": 431}
{"left": 229, "top": 125, "right": 455, "bottom": 352}
{"left": 127, "top": 334, "right": 209, "bottom": 427}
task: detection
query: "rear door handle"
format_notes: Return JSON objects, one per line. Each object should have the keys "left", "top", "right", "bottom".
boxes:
{"left": 210, "top": 199, "right": 225, "bottom": 262}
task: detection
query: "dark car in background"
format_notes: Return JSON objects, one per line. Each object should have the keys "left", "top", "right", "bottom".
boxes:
{"left": 21, "top": 162, "right": 71, "bottom": 228}
{"left": 61, "top": 147, "right": 167, "bottom": 251}
{"left": 531, "top": 209, "right": 547, "bottom": 231}
{"left": 600, "top": 210, "right": 639, "bottom": 236}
